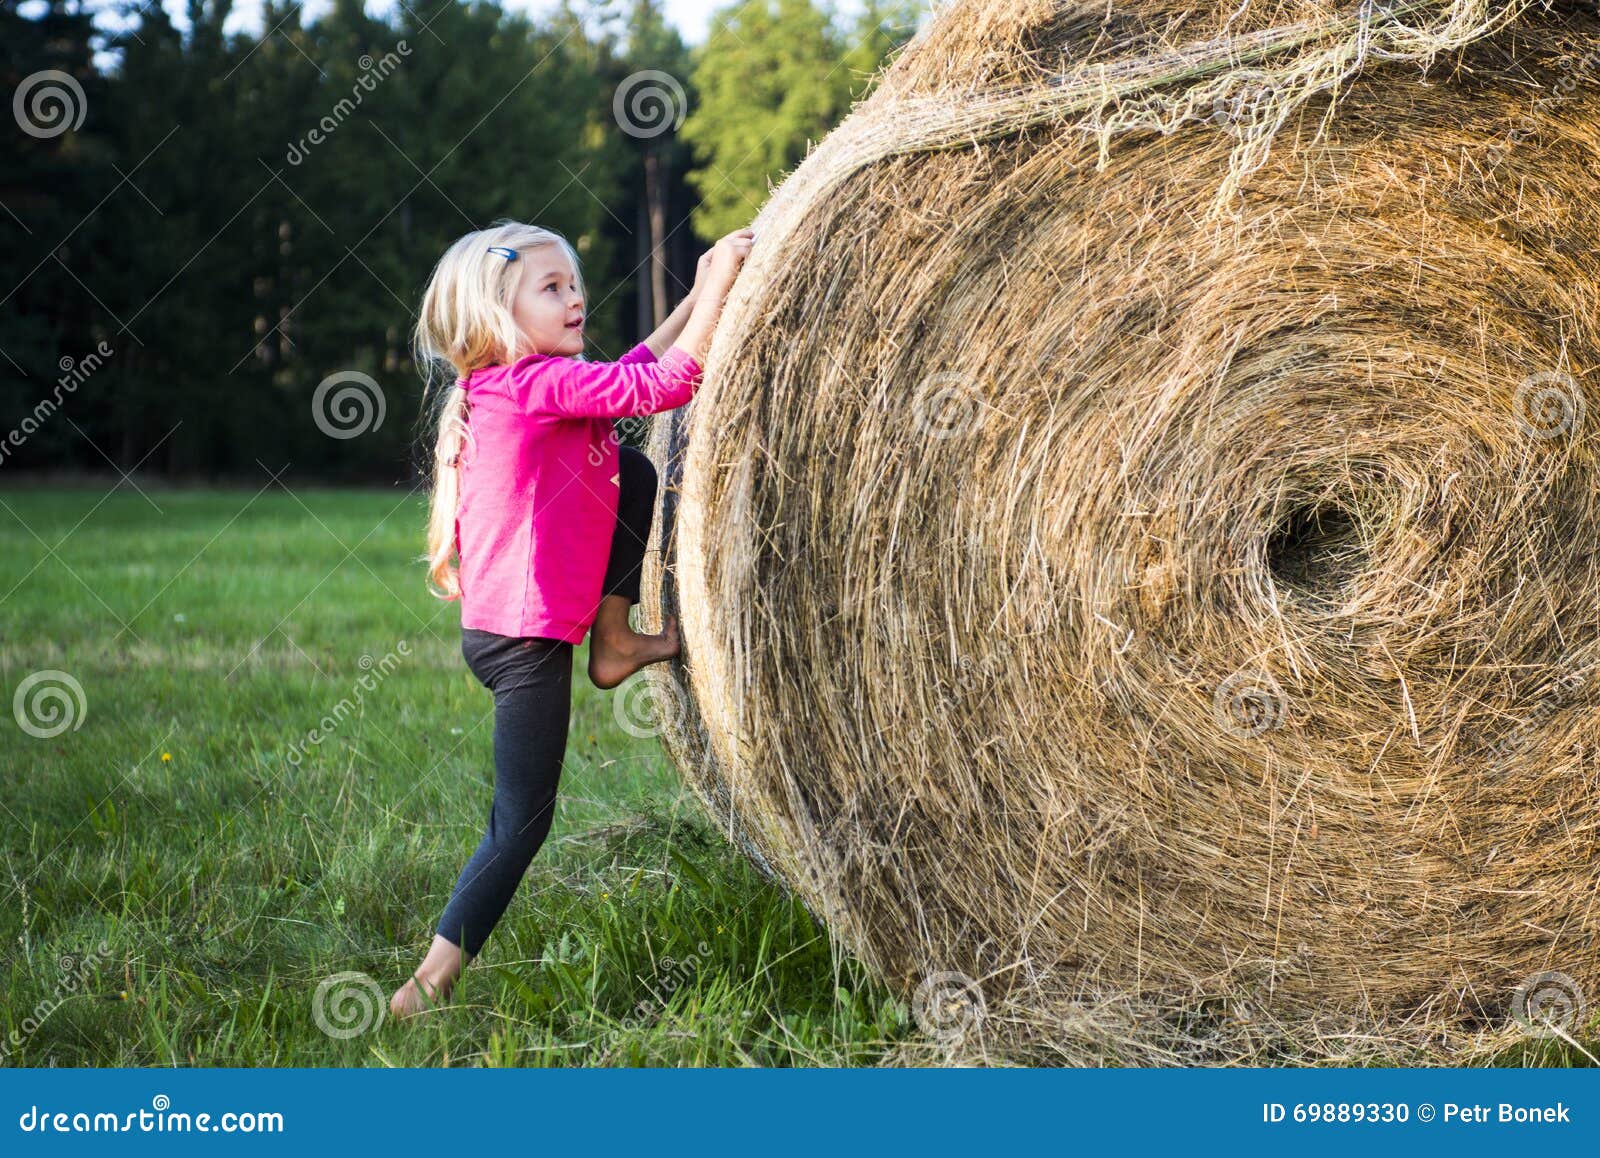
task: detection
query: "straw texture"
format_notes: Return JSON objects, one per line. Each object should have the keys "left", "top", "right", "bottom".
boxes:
{"left": 640, "top": 0, "right": 1600, "bottom": 1063}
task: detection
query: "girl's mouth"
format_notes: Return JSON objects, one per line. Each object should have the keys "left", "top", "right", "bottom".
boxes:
{"left": 565, "top": 318, "right": 584, "bottom": 330}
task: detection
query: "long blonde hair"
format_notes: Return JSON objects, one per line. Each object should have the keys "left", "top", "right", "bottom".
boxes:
{"left": 412, "top": 219, "right": 585, "bottom": 600}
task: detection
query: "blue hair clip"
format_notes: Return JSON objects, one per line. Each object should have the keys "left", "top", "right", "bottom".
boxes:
{"left": 487, "top": 246, "right": 519, "bottom": 262}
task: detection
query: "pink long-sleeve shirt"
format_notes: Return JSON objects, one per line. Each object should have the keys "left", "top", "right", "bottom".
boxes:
{"left": 454, "top": 341, "right": 702, "bottom": 643}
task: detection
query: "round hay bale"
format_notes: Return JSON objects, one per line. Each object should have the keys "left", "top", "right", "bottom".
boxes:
{"left": 640, "top": 0, "right": 1600, "bottom": 1063}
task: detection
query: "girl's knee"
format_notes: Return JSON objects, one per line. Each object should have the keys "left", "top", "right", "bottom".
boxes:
{"left": 497, "top": 796, "right": 557, "bottom": 855}
{"left": 614, "top": 447, "right": 658, "bottom": 542}
{"left": 503, "top": 824, "right": 553, "bottom": 868}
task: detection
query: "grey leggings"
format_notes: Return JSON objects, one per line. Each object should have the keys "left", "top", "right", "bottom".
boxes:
{"left": 435, "top": 443, "right": 656, "bottom": 957}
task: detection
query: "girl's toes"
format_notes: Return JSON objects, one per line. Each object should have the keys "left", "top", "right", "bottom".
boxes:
{"left": 390, "top": 975, "right": 442, "bottom": 1021}
{"left": 390, "top": 981, "right": 418, "bottom": 1021}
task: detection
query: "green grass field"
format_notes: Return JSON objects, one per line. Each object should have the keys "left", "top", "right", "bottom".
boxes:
{"left": 2, "top": 486, "right": 1591, "bottom": 1069}
{"left": 0, "top": 486, "right": 902, "bottom": 1066}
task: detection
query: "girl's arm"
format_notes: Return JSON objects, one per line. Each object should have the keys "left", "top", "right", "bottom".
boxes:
{"left": 508, "top": 348, "right": 703, "bottom": 419}
{"left": 641, "top": 248, "right": 713, "bottom": 358}
{"left": 529, "top": 234, "right": 746, "bottom": 415}
{"left": 641, "top": 290, "right": 697, "bottom": 360}
{"left": 674, "top": 231, "right": 753, "bottom": 365}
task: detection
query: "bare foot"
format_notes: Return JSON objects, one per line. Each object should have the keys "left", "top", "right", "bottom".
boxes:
{"left": 589, "top": 610, "right": 680, "bottom": 690}
{"left": 390, "top": 935, "right": 467, "bottom": 1023}
{"left": 389, "top": 972, "right": 449, "bottom": 1021}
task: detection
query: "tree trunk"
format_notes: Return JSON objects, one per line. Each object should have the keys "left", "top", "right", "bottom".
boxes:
{"left": 644, "top": 142, "right": 668, "bottom": 325}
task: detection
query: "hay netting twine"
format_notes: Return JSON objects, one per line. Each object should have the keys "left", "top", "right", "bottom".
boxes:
{"left": 637, "top": 0, "right": 1600, "bottom": 1063}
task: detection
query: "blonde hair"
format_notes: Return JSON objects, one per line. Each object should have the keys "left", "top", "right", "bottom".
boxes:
{"left": 412, "top": 219, "right": 585, "bottom": 600}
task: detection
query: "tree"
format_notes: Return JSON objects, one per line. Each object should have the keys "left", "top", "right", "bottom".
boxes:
{"left": 614, "top": 1, "right": 691, "bottom": 334}
{"left": 0, "top": 0, "right": 110, "bottom": 463}
{"left": 610, "top": 0, "right": 697, "bottom": 335}
{"left": 679, "top": 0, "right": 921, "bottom": 241}
{"left": 1, "top": 0, "right": 900, "bottom": 480}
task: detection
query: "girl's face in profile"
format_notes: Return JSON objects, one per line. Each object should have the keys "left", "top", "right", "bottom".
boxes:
{"left": 509, "top": 246, "right": 585, "bottom": 358}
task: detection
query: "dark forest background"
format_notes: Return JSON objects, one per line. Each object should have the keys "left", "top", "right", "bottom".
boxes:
{"left": 0, "top": 0, "right": 922, "bottom": 482}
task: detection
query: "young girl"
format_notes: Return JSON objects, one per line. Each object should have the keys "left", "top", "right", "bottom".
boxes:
{"left": 394, "top": 218, "right": 754, "bottom": 1019}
